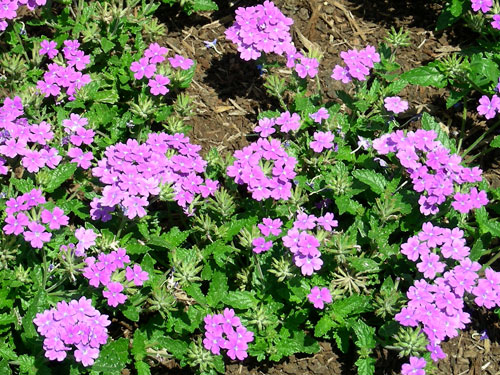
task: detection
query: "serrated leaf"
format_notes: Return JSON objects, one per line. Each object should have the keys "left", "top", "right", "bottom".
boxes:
{"left": 470, "top": 55, "right": 500, "bottom": 84}
{"left": 91, "top": 338, "right": 130, "bottom": 374}
{"left": 352, "top": 320, "right": 376, "bottom": 350}
{"left": 475, "top": 207, "right": 500, "bottom": 237}
{"left": 335, "top": 196, "right": 364, "bottom": 216}
{"left": 10, "top": 178, "right": 35, "bottom": 194}
{"left": 385, "top": 79, "right": 408, "bottom": 95}
{"left": 352, "top": 169, "right": 387, "bottom": 195}
{"left": 132, "top": 330, "right": 147, "bottom": 361}
{"left": 436, "top": 0, "right": 463, "bottom": 30}
{"left": 331, "top": 295, "right": 372, "bottom": 322}
{"left": 149, "top": 227, "right": 189, "bottom": 250}
{"left": 355, "top": 357, "right": 376, "bottom": 375}
{"left": 0, "top": 358, "right": 11, "bottom": 375}
{"left": 0, "top": 314, "right": 15, "bottom": 326}
{"left": 271, "top": 331, "right": 319, "bottom": 361}
{"left": 206, "top": 271, "right": 228, "bottom": 307}
{"left": 135, "top": 361, "right": 150, "bottom": 375}
{"left": 22, "top": 290, "right": 48, "bottom": 340}
{"left": 94, "top": 89, "right": 119, "bottom": 104}
{"left": 44, "top": 163, "right": 77, "bottom": 193}
{"left": 202, "top": 240, "right": 237, "bottom": 267}
{"left": 122, "top": 303, "right": 140, "bottom": 322}
{"left": 333, "top": 328, "right": 350, "bottom": 353}
{"left": 314, "top": 315, "right": 334, "bottom": 337}
{"left": 184, "top": 283, "right": 206, "bottom": 304}
{"left": 155, "top": 337, "right": 188, "bottom": 359}
{"left": 222, "top": 291, "right": 258, "bottom": 309}
{"left": 401, "top": 66, "right": 447, "bottom": 88}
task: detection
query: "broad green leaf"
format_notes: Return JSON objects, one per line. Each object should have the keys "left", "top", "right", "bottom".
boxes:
{"left": 22, "top": 290, "right": 48, "bottom": 340}
{"left": 355, "top": 357, "right": 376, "bottom": 375}
{"left": 352, "top": 320, "right": 376, "bottom": 350}
{"left": 206, "top": 271, "right": 228, "bottom": 307}
{"left": 10, "top": 178, "right": 35, "bottom": 194}
{"left": 100, "top": 37, "right": 115, "bottom": 53}
{"left": 135, "top": 362, "right": 150, "bottom": 375}
{"left": 331, "top": 295, "right": 372, "bottom": 322}
{"left": 401, "top": 66, "right": 447, "bottom": 88}
{"left": 352, "top": 169, "right": 387, "bottom": 195}
{"left": 0, "top": 359, "right": 11, "bottom": 375}
{"left": 470, "top": 55, "right": 500, "bottom": 84}
{"left": 122, "top": 303, "right": 140, "bottom": 322}
{"left": 0, "top": 314, "right": 15, "bottom": 326}
{"left": 335, "top": 196, "right": 364, "bottom": 216}
{"left": 91, "top": 338, "right": 130, "bottom": 374}
{"left": 385, "top": 79, "right": 408, "bottom": 95}
{"left": 149, "top": 227, "right": 189, "bottom": 250}
{"left": 43, "top": 163, "right": 77, "bottom": 193}
{"left": 475, "top": 207, "right": 500, "bottom": 237}
{"left": 314, "top": 315, "right": 334, "bottom": 337}
{"left": 436, "top": 0, "right": 464, "bottom": 30}
{"left": 333, "top": 328, "right": 350, "bottom": 353}
{"left": 94, "top": 89, "right": 119, "bottom": 104}
{"left": 222, "top": 291, "right": 258, "bottom": 309}
{"left": 155, "top": 337, "right": 188, "bottom": 359}
{"left": 191, "top": 0, "right": 218, "bottom": 12}
{"left": 184, "top": 283, "right": 206, "bottom": 304}
{"left": 270, "top": 330, "right": 319, "bottom": 361}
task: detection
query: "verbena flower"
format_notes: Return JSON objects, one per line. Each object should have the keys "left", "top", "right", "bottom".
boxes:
{"left": 477, "top": 94, "right": 500, "bottom": 119}
{"left": 384, "top": 96, "right": 409, "bottom": 114}
{"left": 401, "top": 356, "right": 426, "bottom": 375}
{"left": 307, "top": 286, "right": 332, "bottom": 309}
{"left": 471, "top": 0, "right": 493, "bottom": 13}
{"left": 310, "top": 131, "right": 334, "bottom": 153}
{"left": 33, "top": 297, "right": 109, "bottom": 366}
{"left": 168, "top": 54, "right": 194, "bottom": 70}
{"left": 331, "top": 45, "right": 380, "bottom": 83}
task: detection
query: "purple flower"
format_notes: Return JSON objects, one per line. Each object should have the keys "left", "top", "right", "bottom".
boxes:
{"left": 70, "top": 128, "right": 95, "bottom": 146}
{"left": 331, "top": 65, "right": 352, "bottom": 83}
{"left": 275, "top": 111, "right": 301, "bottom": 133}
{"left": 168, "top": 54, "right": 194, "bottom": 70}
{"left": 258, "top": 217, "right": 283, "bottom": 236}
{"left": 307, "top": 286, "right": 332, "bottom": 309}
{"left": 401, "top": 356, "right": 426, "bottom": 375}
{"left": 294, "top": 213, "right": 317, "bottom": 230}
{"left": 417, "top": 252, "right": 445, "bottom": 279}
{"left": 75, "top": 227, "right": 97, "bottom": 256}
{"left": 103, "top": 282, "right": 127, "bottom": 307}
{"left": 40, "top": 207, "right": 69, "bottom": 230}
{"left": 477, "top": 95, "right": 500, "bottom": 119}
{"left": 295, "top": 57, "right": 319, "bottom": 79}
{"left": 62, "top": 114, "right": 88, "bottom": 134}
{"left": 254, "top": 118, "right": 276, "bottom": 137}
{"left": 471, "top": 0, "right": 493, "bottom": 12}
{"left": 125, "top": 264, "right": 149, "bottom": 286}
{"left": 316, "top": 213, "right": 338, "bottom": 231}
{"left": 294, "top": 254, "right": 323, "bottom": 276}
{"left": 39, "top": 40, "right": 58, "bottom": 59}
{"left": 492, "top": 14, "right": 500, "bottom": 29}
{"left": 130, "top": 57, "right": 156, "bottom": 80}
{"left": 309, "top": 107, "right": 330, "bottom": 123}
{"left": 310, "top": 131, "right": 334, "bottom": 153}
{"left": 144, "top": 43, "right": 168, "bottom": 64}
{"left": 384, "top": 96, "right": 409, "bottom": 114}
{"left": 23, "top": 221, "right": 51, "bottom": 248}
{"left": 148, "top": 74, "right": 170, "bottom": 96}
{"left": 67, "top": 147, "right": 93, "bottom": 170}
{"left": 3, "top": 213, "right": 29, "bottom": 235}
{"left": 252, "top": 237, "right": 272, "bottom": 253}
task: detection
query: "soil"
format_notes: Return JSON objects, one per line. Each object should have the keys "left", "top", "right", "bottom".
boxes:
{"left": 153, "top": 0, "right": 500, "bottom": 374}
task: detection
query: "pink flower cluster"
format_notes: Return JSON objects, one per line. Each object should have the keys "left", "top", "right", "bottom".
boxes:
{"left": 307, "top": 286, "right": 332, "bottom": 309}
{"left": 469, "top": 0, "right": 500, "bottom": 29}
{"left": 401, "top": 357, "right": 426, "bottom": 375}
{"left": 310, "top": 131, "right": 334, "bottom": 153}
{"left": 331, "top": 45, "right": 380, "bottom": 83}
{"left": 0, "top": 96, "right": 62, "bottom": 174}
{"left": 384, "top": 96, "right": 409, "bottom": 114}
{"left": 36, "top": 40, "right": 91, "bottom": 101}
{"left": 203, "top": 309, "right": 254, "bottom": 360}
{"left": 92, "top": 132, "right": 217, "bottom": 220}
{"left": 63, "top": 113, "right": 94, "bottom": 170}
{"left": 253, "top": 111, "right": 302, "bottom": 137}
{"left": 396, "top": 222, "right": 500, "bottom": 362}
{"left": 225, "top": 1, "right": 294, "bottom": 61}
{"left": 3, "top": 189, "right": 69, "bottom": 248}
{"left": 82, "top": 248, "right": 148, "bottom": 307}
{"left": 33, "top": 296, "right": 109, "bottom": 366}
{"left": 252, "top": 217, "right": 283, "bottom": 253}
{"left": 0, "top": 0, "right": 46, "bottom": 31}
{"left": 373, "top": 129, "right": 488, "bottom": 215}
{"left": 226, "top": 138, "right": 297, "bottom": 201}
{"left": 130, "top": 43, "right": 194, "bottom": 96}
{"left": 225, "top": 1, "right": 319, "bottom": 78}
{"left": 282, "top": 211, "right": 338, "bottom": 276}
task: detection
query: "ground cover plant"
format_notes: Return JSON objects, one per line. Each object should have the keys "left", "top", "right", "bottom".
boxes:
{"left": 0, "top": 1, "right": 500, "bottom": 375}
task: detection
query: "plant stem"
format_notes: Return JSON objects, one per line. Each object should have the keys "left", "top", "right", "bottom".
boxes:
{"left": 457, "top": 96, "right": 468, "bottom": 153}
{"left": 461, "top": 119, "right": 500, "bottom": 158}
{"left": 481, "top": 248, "right": 500, "bottom": 272}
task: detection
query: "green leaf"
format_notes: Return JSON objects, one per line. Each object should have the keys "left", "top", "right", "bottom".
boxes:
{"left": 333, "top": 328, "right": 350, "bottom": 353}
{"left": 421, "top": 112, "right": 456, "bottom": 153}
{"left": 149, "top": 227, "right": 189, "bottom": 250}
{"left": 335, "top": 196, "right": 364, "bottom": 216}
{"left": 184, "top": 283, "right": 206, "bottom": 304}
{"left": 43, "top": 163, "right": 77, "bottom": 193}
{"left": 355, "top": 357, "right": 376, "bottom": 375}
{"left": 91, "top": 338, "right": 130, "bottom": 374}
{"left": 491, "top": 135, "right": 500, "bottom": 148}
{"left": 100, "top": 37, "right": 116, "bottom": 53}
{"left": 10, "top": 178, "right": 35, "bottom": 194}
{"left": 0, "top": 314, "right": 15, "bottom": 326}
{"left": 352, "top": 320, "right": 376, "bottom": 350}
{"left": 314, "top": 315, "right": 334, "bottom": 337}
{"left": 0, "top": 358, "right": 11, "bottom": 375}
{"left": 401, "top": 66, "right": 447, "bottom": 88}
{"left": 206, "top": 271, "right": 228, "bottom": 307}
{"left": 436, "top": 0, "right": 464, "bottom": 30}
{"left": 222, "top": 291, "right": 258, "bottom": 309}
{"left": 475, "top": 207, "right": 500, "bottom": 237}
{"left": 191, "top": 0, "right": 218, "bottom": 12}
{"left": 132, "top": 330, "right": 147, "bottom": 361}
{"left": 135, "top": 361, "right": 150, "bottom": 375}
{"left": 331, "top": 295, "right": 372, "bottom": 322}
{"left": 94, "top": 89, "right": 119, "bottom": 104}
{"left": 470, "top": 55, "right": 500, "bottom": 84}
{"left": 352, "top": 169, "right": 387, "bottom": 195}
{"left": 385, "top": 79, "right": 408, "bottom": 95}
{"left": 271, "top": 330, "right": 319, "bottom": 361}
{"left": 155, "top": 337, "right": 188, "bottom": 360}
{"left": 202, "top": 240, "right": 237, "bottom": 267}
{"left": 22, "top": 290, "right": 48, "bottom": 340}
{"left": 122, "top": 303, "right": 140, "bottom": 322}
